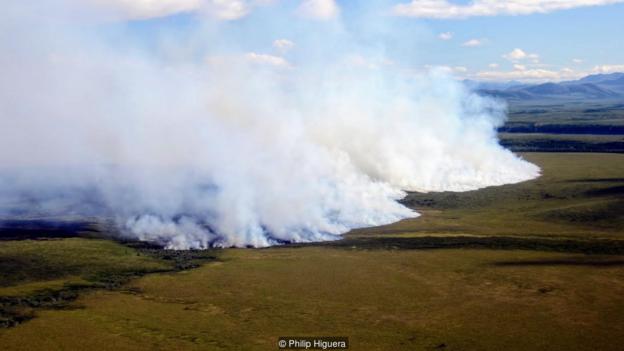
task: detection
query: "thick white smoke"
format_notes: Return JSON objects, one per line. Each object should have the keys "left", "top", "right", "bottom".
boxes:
{"left": 0, "top": 1, "right": 539, "bottom": 249}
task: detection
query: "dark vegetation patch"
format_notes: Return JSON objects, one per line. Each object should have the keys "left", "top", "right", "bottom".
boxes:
{"left": 304, "top": 236, "right": 624, "bottom": 255}
{"left": 398, "top": 182, "right": 559, "bottom": 211}
{"left": 400, "top": 190, "right": 496, "bottom": 210}
{"left": 498, "top": 123, "right": 624, "bottom": 135}
{"left": 505, "top": 101, "right": 624, "bottom": 124}
{"left": 0, "top": 233, "right": 219, "bottom": 328}
{"left": 1, "top": 281, "right": 119, "bottom": 328}
{"left": 567, "top": 178, "right": 624, "bottom": 183}
{"left": 497, "top": 102, "right": 624, "bottom": 152}
{"left": 491, "top": 256, "right": 624, "bottom": 267}
{"left": 0, "top": 220, "right": 98, "bottom": 241}
{"left": 585, "top": 185, "right": 624, "bottom": 196}
{"left": 121, "top": 240, "right": 219, "bottom": 271}
{"left": 534, "top": 200, "right": 624, "bottom": 228}
{"left": 0, "top": 255, "right": 78, "bottom": 287}
{"left": 500, "top": 138, "right": 624, "bottom": 153}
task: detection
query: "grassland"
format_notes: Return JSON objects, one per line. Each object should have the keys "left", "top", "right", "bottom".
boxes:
{"left": 504, "top": 101, "right": 624, "bottom": 131}
{"left": 3, "top": 248, "right": 624, "bottom": 351}
{"left": 499, "top": 133, "right": 624, "bottom": 153}
{"left": 0, "top": 152, "right": 623, "bottom": 350}
{"left": 498, "top": 102, "right": 624, "bottom": 152}
{"left": 0, "top": 238, "right": 218, "bottom": 328}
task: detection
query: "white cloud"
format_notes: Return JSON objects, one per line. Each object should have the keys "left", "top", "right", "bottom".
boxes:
{"left": 273, "top": 39, "right": 295, "bottom": 53}
{"left": 438, "top": 32, "right": 453, "bottom": 40}
{"left": 572, "top": 58, "right": 584, "bottom": 64}
{"left": 592, "top": 64, "right": 624, "bottom": 73}
{"left": 244, "top": 52, "right": 291, "bottom": 68}
{"left": 471, "top": 62, "right": 624, "bottom": 83}
{"left": 453, "top": 66, "right": 468, "bottom": 74}
{"left": 474, "top": 68, "right": 585, "bottom": 82}
{"left": 392, "top": 0, "right": 624, "bottom": 19}
{"left": 297, "top": 0, "right": 340, "bottom": 20}
{"left": 90, "top": 0, "right": 201, "bottom": 19}
{"left": 206, "top": 52, "right": 290, "bottom": 69}
{"left": 205, "top": 0, "right": 251, "bottom": 19}
{"left": 488, "top": 63, "right": 499, "bottom": 69}
{"left": 503, "top": 48, "right": 527, "bottom": 60}
{"left": 424, "top": 65, "right": 469, "bottom": 76}
{"left": 89, "top": 0, "right": 276, "bottom": 20}
{"left": 462, "top": 39, "right": 483, "bottom": 47}
{"left": 503, "top": 48, "right": 539, "bottom": 63}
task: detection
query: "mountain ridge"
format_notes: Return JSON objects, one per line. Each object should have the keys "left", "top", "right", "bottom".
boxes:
{"left": 473, "top": 72, "right": 624, "bottom": 101}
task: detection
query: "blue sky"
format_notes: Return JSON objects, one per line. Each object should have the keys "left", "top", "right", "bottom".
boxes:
{"left": 416, "top": 4, "right": 624, "bottom": 70}
{"left": 99, "top": 0, "right": 624, "bottom": 82}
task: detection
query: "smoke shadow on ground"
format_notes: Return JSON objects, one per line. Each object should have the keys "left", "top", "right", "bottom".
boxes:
{"left": 584, "top": 185, "right": 624, "bottom": 196}
{"left": 0, "top": 220, "right": 98, "bottom": 241}
{"left": 302, "top": 236, "right": 624, "bottom": 255}
{"left": 565, "top": 178, "right": 624, "bottom": 183}
{"left": 490, "top": 257, "right": 624, "bottom": 267}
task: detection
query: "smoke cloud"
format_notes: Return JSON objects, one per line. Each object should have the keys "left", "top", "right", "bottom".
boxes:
{"left": 0, "top": 0, "right": 539, "bottom": 249}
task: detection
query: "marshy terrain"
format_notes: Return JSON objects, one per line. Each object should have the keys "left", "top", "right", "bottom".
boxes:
{"left": 499, "top": 101, "right": 624, "bottom": 153}
{"left": 1, "top": 103, "right": 624, "bottom": 350}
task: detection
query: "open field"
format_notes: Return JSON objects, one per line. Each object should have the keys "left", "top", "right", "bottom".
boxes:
{"left": 2, "top": 248, "right": 624, "bottom": 351}
{"left": 499, "top": 133, "right": 624, "bottom": 153}
{"left": 498, "top": 102, "right": 624, "bottom": 152}
{"left": 0, "top": 238, "right": 218, "bottom": 328}
{"left": 0, "top": 152, "right": 623, "bottom": 350}
{"left": 503, "top": 101, "right": 624, "bottom": 132}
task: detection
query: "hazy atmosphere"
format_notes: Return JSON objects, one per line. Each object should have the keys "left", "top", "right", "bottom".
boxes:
{"left": 0, "top": 0, "right": 540, "bottom": 248}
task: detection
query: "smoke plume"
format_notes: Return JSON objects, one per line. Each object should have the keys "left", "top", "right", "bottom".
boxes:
{"left": 0, "top": 0, "right": 539, "bottom": 248}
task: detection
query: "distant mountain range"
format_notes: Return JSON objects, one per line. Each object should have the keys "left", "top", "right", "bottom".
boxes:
{"left": 469, "top": 72, "right": 624, "bottom": 101}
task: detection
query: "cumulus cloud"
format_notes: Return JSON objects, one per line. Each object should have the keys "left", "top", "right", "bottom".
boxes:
{"left": 89, "top": 0, "right": 201, "bottom": 19}
{"left": 474, "top": 67, "right": 585, "bottom": 82}
{"left": 88, "top": 0, "right": 275, "bottom": 20}
{"left": 297, "top": 0, "right": 340, "bottom": 20}
{"left": 273, "top": 39, "right": 295, "bottom": 53}
{"left": 462, "top": 39, "right": 483, "bottom": 47}
{"left": 503, "top": 48, "right": 539, "bottom": 63}
{"left": 392, "top": 0, "right": 624, "bottom": 19}
{"left": 244, "top": 52, "right": 291, "bottom": 67}
{"left": 438, "top": 32, "right": 453, "bottom": 40}
{"left": 205, "top": 0, "right": 251, "bottom": 19}
{"left": 423, "top": 65, "right": 468, "bottom": 76}
{"left": 592, "top": 64, "right": 624, "bottom": 73}
{"left": 472, "top": 62, "right": 624, "bottom": 82}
